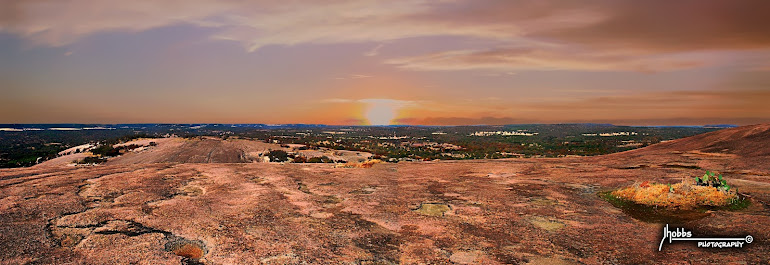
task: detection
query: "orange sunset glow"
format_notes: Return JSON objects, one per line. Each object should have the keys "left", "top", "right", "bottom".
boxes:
{"left": 2, "top": 1, "right": 770, "bottom": 125}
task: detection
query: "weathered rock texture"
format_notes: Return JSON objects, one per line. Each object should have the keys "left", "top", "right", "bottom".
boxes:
{"left": 2, "top": 125, "right": 769, "bottom": 264}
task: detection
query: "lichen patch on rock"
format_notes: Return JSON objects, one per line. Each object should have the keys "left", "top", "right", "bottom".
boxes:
{"left": 413, "top": 203, "right": 451, "bottom": 217}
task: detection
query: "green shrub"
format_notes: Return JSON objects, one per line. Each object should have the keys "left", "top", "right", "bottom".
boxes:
{"left": 266, "top": 150, "right": 289, "bottom": 162}
{"left": 307, "top": 156, "right": 333, "bottom": 163}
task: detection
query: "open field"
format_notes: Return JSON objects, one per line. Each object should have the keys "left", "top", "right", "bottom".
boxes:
{"left": 1, "top": 125, "right": 769, "bottom": 264}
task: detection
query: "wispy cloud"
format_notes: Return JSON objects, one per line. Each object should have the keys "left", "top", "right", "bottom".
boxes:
{"left": 395, "top": 116, "right": 770, "bottom": 126}
{"left": 390, "top": 89, "right": 770, "bottom": 125}
{"left": 358, "top": 98, "right": 414, "bottom": 107}
{"left": 387, "top": 46, "right": 713, "bottom": 72}
{"left": 322, "top": 98, "right": 414, "bottom": 106}
{"left": 364, "top": 43, "right": 384, "bottom": 56}
{"left": 3, "top": 1, "right": 770, "bottom": 124}
{"left": 3, "top": 1, "right": 768, "bottom": 52}
{"left": 0, "top": 0, "right": 520, "bottom": 49}
{"left": 320, "top": 98, "right": 354, "bottom": 103}
{"left": 334, "top": 74, "right": 373, "bottom": 80}
{"left": 2, "top": 0, "right": 768, "bottom": 73}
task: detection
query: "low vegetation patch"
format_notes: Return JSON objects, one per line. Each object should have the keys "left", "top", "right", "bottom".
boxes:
{"left": 528, "top": 216, "right": 565, "bottom": 231}
{"left": 599, "top": 171, "right": 750, "bottom": 216}
{"left": 306, "top": 156, "right": 334, "bottom": 163}
{"left": 76, "top": 142, "right": 149, "bottom": 164}
{"left": 76, "top": 156, "right": 108, "bottom": 164}
{"left": 265, "top": 150, "right": 289, "bottom": 162}
{"left": 599, "top": 171, "right": 750, "bottom": 223}
{"left": 610, "top": 171, "right": 744, "bottom": 209}
{"left": 413, "top": 203, "right": 450, "bottom": 217}
{"left": 337, "top": 159, "right": 383, "bottom": 168}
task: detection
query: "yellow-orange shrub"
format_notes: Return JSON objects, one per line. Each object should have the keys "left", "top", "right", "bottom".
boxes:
{"left": 611, "top": 181, "right": 736, "bottom": 209}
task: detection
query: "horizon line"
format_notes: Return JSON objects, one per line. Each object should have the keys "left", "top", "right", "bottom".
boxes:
{"left": 0, "top": 123, "right": 744, "bottom": 127}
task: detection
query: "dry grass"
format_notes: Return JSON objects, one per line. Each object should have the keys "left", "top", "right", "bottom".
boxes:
{"left": 336, "top": 159, "right": 383, "bottom": 168}
{"left": 414, "top": 203, "right": 450, "bottom": 217}
{"left": 611, "top": 179, "right": 737, "bottom": 209}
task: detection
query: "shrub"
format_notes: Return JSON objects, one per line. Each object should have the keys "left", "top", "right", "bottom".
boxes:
{"left": 266, "top": 150, "right": 289, "bottom": 162}
{"left": 90, "top": 145, "right": 120, "bottom": 157}
{"left": 307, "top": 156, "right": 333, "bottom": 163}
{"left": 293, "top": 156, "right": 308, "bottom": 163}
{"left": 611, "top": 171, "right": 738, "bottom": 209}
{"left": 77, "top": 156, "right": 107, "bottom": 164}
{"left": 337, "top": 159, "right": 383, "bottom": 168}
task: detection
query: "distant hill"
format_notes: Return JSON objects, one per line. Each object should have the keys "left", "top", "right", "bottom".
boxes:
{"left": 104, "top": 137, "right": 272, "bottom": 164}
{"left": 703, "top": 124, "right": 738, "bottom": 128}
{"left": 639, "top": 123, "right": 770, "bottom": 157}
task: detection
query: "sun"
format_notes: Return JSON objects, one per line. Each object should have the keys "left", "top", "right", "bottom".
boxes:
{"left": 363, "top": 99, "right": 402, "bottom": 125}
{"left": 366, "top": 104, "right": 396, "bottom": 125}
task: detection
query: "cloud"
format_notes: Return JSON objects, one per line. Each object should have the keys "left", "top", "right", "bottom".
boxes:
{"left": 395, "top": 116, "right": 770, "bottom": 126}
{"left": 0, "top": 0, "right": 22, "bottom": 26}
{"left": 321, "top": 98, "right": 413, "bottom": 105}
{"left": 338, "top": 118, "right": 367, "bottom": 125}
{"left": 358, "top": 98, "right": 414, "bottom": 107}
{"left": 1, "top": 0, "right": 768, "bottom": 72}
{"left": 393, "top": 89, "right": 770, "bottom": 125}
{"left": 386, "top": 46, "right": 710, "bottom": 72}
{"left": 320, "top": 98, "right": 354, "bottom": 103}
{"left": 533, "top": 0, "right": 770, "bottom": 52}
{"left": 751, "top": 65, "right": 770, "bottom": 72}
{"left": 0, "top": 0, "right": 232, "bottom": 46}
{"left": 334, "top": 74, "right": 373, "bottom": 80}
{"left": 364, "top": 43, "right": 384, "bottom": 56}
{"left": 322, "top": 98, "right": 415, "bottom": 107}
{"left": 394, "top": 116, "right": 537, "bottom": 126}
{"left": 492, "top": 89, "right": 770, "bottom": 123}
{"left": 537, "top": 90, "right": 770, "bottom": 113}
{"left": 0, "top": 0, "right": 525, "bottom": 48}
{"left": 587, "top": 117, "right": 770, "bottom": 126}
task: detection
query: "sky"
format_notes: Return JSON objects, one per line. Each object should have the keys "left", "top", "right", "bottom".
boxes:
{"left": 2, "top": 0, "right": 770, "bottom": 125}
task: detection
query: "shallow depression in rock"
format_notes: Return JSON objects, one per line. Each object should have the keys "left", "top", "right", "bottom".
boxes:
{"left": 165, "top": 237, "right": 208, "bottom": 262}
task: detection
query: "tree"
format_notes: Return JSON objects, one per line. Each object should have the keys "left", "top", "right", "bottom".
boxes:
{"left": 266, "top": 150, "right": 289, "bottom": 162}
{"left": 90, "top": 145, "right": 120, "bottom": 157}
{"left": 307, "top": 156, "right": 333, "bottom": 163}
